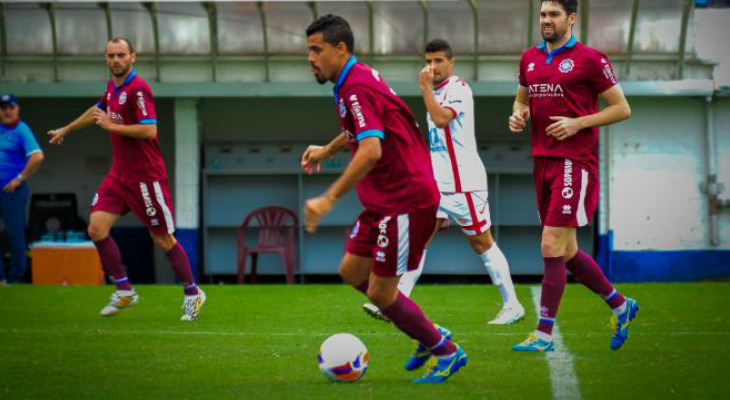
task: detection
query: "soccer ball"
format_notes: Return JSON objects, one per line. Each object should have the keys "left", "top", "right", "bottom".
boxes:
{"left": 318, "top": 333, "right": 369, "bottom": 382}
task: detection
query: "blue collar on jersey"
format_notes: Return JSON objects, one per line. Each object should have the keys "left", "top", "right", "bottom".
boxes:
{"left": 334, "top": 56, "right": 358, "bottom": 105}
{"left": 537, "top": 35, "right": 577, "bottom": 64}
{"left": 113, "top": 68, "right": 137, "bottom": 94}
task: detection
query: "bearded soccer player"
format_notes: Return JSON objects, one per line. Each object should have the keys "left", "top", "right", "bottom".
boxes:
{"left": 47, "top": 38, "right": 205, "bottom": 321}
{"left": 509, "top": 0, "right": 638, "bottom": 351}
{"left": 363, "top": 39, "right": 525, "bottom": 326}
{"left": 301, "top": 15, "right": 466, "bottom": 382}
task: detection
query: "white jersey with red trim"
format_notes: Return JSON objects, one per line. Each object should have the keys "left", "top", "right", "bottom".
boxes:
{"left": 427, "top": 75, "right": 487, "bottom": 193}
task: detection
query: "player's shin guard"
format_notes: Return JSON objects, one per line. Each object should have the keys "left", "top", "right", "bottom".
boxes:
{"left": 94, "top": 236, "right": 132, "bottom": 291}
{"left": 537, "top": 257, "right": 567, "bottom": 336}
{"left": 566, "top": 250, "right": 625, "bottom": 310}
{"left": 380, "top": 293, "right": 456, "bottom": 357}
{"left": 166, "top": 242, "right": 198, "bottom": 295}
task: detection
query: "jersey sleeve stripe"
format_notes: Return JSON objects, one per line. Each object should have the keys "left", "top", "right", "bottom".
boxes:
{"left": 138, "top": 118, "right": 157, "bottom": 125}
{"left": 26, "top": 148, "right": 43, "bottom": 157}
{"left": 356, "top": 129, "right": 384, "bottom": 141}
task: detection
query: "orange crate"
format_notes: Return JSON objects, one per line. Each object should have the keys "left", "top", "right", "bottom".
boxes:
{"left": 31, "top": 243, "right": 104, "bottom": 285}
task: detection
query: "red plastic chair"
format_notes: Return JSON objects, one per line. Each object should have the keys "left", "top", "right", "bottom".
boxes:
{"left": 236, "top": 206, "right": 298, "bottom": 284}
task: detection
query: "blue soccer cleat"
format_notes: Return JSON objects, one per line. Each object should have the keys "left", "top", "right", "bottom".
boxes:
{"left": 412, "top": 345, "right": 468, "bottom": 383}
{"left": 404, "top": 324, "right": 452, "bottom": 371}
{"left": 511, "top": 333, "right": 555, "bottom": 352}
{"left": 610, "top": 297, "right": 640, "bottom": 350}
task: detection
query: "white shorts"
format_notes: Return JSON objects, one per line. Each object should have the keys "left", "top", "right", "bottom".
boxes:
{"left": 437, "top": 191, "right": 492, "bottom": 236}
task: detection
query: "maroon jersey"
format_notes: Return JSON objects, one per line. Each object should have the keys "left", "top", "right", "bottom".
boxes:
{"left": 97, "top": 69, "right": 168, "bottom": 183}
{"left": 518, "top": 36, "right": 618, "bottom": 170}
{"left": 335, "top": 57, "right": 439, "bottom": 215}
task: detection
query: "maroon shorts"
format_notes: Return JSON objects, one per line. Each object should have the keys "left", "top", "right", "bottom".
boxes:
{"left": 346, "top": 204, "right": 437, "bottom": 277}
{"left": 91, "top": 175, "right": 176, "bottom": 235}
{"left": 534, "top": 157, "right": 598, "bottom": 228}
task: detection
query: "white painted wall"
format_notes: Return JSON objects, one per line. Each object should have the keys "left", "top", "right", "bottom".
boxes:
{"left": 695, "top": 8, "right": 730, "bottom": 88}
{"left": 714, "top": 98, "right": 730, "bottom": 246}
{"left": 609, "top": 97, "right": 730, "bottom": 250}
{"left": 173, "top": 98, "right": 199, "bottom": 230}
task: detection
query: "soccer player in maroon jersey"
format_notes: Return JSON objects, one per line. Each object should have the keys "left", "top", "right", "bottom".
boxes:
{"left": 301, "top": 15, "right": 466, "bottom": 382}
{"left": 509, "top": 0, "right": 638, "bottom": 351}
{"left": 47, "top": 38, "right": 205, "bottom": 321}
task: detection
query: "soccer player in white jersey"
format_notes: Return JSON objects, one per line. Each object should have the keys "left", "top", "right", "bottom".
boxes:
{"left": 364, "top": 39, "right": 525, "bottom": 325}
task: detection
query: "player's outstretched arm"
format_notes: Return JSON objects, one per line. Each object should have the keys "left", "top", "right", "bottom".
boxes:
{"left": 48, "top": 105, "right": 96, "bottom": 145}
{"left": 304, "top": 137, "right": 381, "bottom": 233}
{"left": 419, "top": 67, "right": 456, "bottom": 128}
{"left": 301, "top": 132, "right": 349, "bottom": 174}
{"left": 509, "top": 86, "right": 530, "bottom": 134}
{"left": 546, "top": 85, "right": 631, "bottom": 141}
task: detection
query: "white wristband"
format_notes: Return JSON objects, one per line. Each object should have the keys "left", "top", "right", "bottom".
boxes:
{"left": 16, "top": 174, "right": 23, "bottom": 182}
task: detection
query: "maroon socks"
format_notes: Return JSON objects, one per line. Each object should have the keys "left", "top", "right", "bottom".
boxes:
{"left": 567, "top": 250, "right": 626, "bottom": 310}
{"left": 354, "top": 280, "right": 456, "bottom": 356}
{"left": 537, "top": 256, "right": 567, "bottom": 336}
{"left": 166, "top": 242, "right": 198, "bottom": 295}
{"left": 94, "top": 236, "right": 132, "bottom": 291}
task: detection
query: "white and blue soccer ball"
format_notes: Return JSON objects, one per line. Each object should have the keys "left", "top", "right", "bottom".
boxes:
{"left": 318, "top": 333, "right": 369, "bottom": 382}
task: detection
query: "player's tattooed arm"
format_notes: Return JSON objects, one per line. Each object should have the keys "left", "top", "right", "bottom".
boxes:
{"left": 419, "top": 67, "right": 455, "bottom": 128}
{"left": 546, "top": 85, "right": 630, "bottom": 141}
{"left": 304, "top": 137, "right": 381, "bottom": 233}
{"left": 47, "top": 105, "right": 96, "bottom": 145}
{"left": 301, "top": 132, "right": 349, "bottom": 174}
{"left": 509, "top": 86, "right": 530, "bottom": 134}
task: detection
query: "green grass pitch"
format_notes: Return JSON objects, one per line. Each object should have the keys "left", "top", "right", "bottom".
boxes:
{"left": 1, "top": 283, "right": 729, "bottom": 399}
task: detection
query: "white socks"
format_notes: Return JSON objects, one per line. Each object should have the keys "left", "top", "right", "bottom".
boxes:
{"left": 479, "top": 243, "right": 519, "bottom": 307}
{"left": 397, "top": 249, "right": 426, "bottom": 298}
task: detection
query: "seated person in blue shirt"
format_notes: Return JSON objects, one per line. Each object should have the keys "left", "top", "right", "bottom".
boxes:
{"left": 0, "top": 94, "right": 44, "bottom": 285}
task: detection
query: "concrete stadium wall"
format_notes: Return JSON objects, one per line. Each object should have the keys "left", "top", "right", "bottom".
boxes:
{"left": 606, "top": 97, "right": 730, "bottom": 281}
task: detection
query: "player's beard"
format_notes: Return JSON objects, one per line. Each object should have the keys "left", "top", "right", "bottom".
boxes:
{"left": 110, "top": 64, "right": 131, "bottom": 78}
{"left": 315, "top": 75, "right": 328, "bottom": 85}
{"left": 541, "top": 22, "right": 568, "bottom": 44}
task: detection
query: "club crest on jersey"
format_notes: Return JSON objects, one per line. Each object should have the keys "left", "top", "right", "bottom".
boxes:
{"left": 339, "top": 98, "right": 347, "bottom": 118}
{"left": 527, "top": 62, "right": 535, "bottom": 72}
{"left": 119, "top": 92, "right": 127, "bottom": 105}
{"left": 559, "top": 59, "right": 575, "bottom": 74}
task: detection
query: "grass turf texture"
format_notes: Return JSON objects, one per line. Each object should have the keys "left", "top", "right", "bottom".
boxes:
{"left": 1, "top": 283, "right": 729, "bottom": 399}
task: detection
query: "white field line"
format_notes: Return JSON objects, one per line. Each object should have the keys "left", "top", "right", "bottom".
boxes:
{"left": 530, "top": 285, "right": 583, "bottom": 400}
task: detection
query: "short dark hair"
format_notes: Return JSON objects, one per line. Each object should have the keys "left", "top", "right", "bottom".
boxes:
{"left": 542, "top": 0, "right": 578, "bottom": 15}
{"left": 107, "top": 37, "right": 135, "bottom": 54}
{"left": 425, "top": 39, "right": 453, "bottom": 59}
{"left": 306, "top": 14, "right": 354, "bottom": 53}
